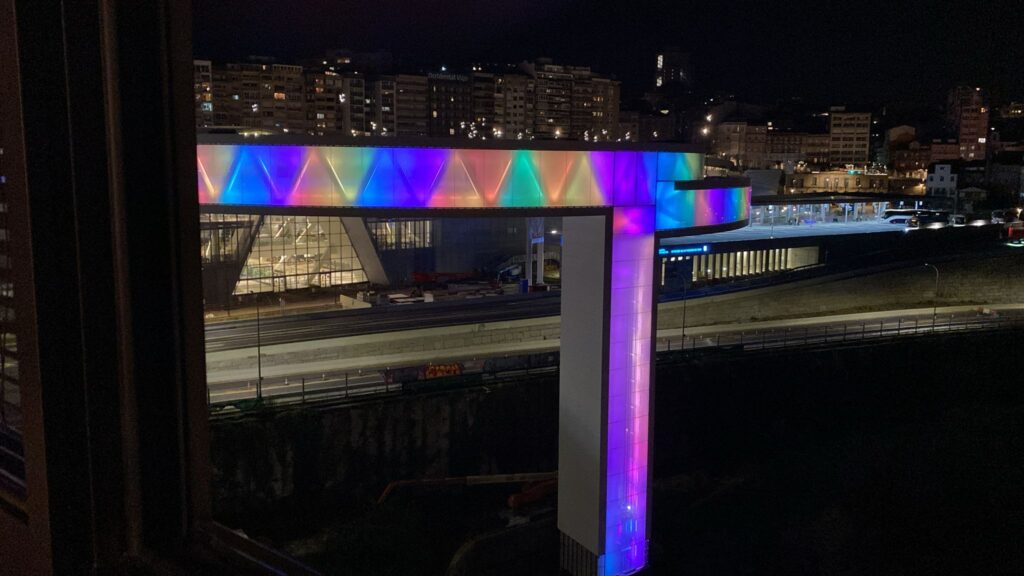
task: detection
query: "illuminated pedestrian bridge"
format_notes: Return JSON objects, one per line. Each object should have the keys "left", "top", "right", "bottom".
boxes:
{"left": 197, "top": 136, "right": 750, "bottom": 576}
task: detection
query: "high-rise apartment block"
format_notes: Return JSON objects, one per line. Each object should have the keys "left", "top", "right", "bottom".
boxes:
{"left": 339, "top": 75, "right": 368, "bottom": 136}
{"left": 369, "top": 74, "right": 430, "bottom": 137}
{"left": 194, "top": 59, "right": 214, "bottom": 128}
{"left": 828, "top": 107, "right": 871, "bottom": 166}
{"left": 370, "top": 77, "right": 396, "bottom": 135}
{"left": 519, "top": 59, "right": 620, "bottom": 140}
{"left": 654, "top": 48, "right": 692, "bottom": 90}
{"left": 494, "top": 73, "right": 535, "bottom": 139}
{"left": 304, "top": 70, "right": 344, "bottom": 136}
{"left": 947, "top": 86, "right": 989, "bottom": 160}
{"left": 209, "top": 60, "right": 306, "bottom": 132}
{"left": 393, "top": 74, "right": 429, "bottom": 137}
{"left": 589, "top": 77, "right": 621, "bottom": 141}
{"left": 526, "top": 61, "right": 574, "bottom": 139}
{"left": 428, "top": 73, "right": 473, "bottom": 137}
{"left": 193, "top": 57, "right": 620, "bottom": 141}
{"left": 471, "top": 72, "right": 498, "bottom": 135}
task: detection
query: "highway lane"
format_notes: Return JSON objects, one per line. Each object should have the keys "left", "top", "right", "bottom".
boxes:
{"left": 208, "top": 308, "right": 1024, "bottom": 408}
{"left": 204, "top": 292, "right": 561, "bottom": 352}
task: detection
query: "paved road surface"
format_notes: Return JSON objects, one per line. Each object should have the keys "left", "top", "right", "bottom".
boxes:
{"left": 205, "top": 292, "right": 561, "bottom": 352}
{"left": 208, "top": 307, "right": 1023, "bottom": 408}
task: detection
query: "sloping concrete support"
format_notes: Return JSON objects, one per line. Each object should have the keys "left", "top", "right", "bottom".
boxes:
{"left": 341, "top": 216, "right": 388, "bottom": 286}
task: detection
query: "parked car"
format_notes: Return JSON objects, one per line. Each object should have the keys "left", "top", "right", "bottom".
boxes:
{"left": 991, "top": 209, "right": 1021, "bottom": 224}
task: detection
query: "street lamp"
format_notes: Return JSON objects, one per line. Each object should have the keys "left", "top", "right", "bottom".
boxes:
{"left": 250, "top": 290, "right": 263, "bottom": 400}
{"left": 923, "top": 263, "right": 939, "bottom": 328}
{"left": 680, "top": 258, "right": 691, "bottom": 351}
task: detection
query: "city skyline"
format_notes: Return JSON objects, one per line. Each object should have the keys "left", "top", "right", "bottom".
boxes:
{"left": 194, "top": 0, "right": 1024, "bottom": 106}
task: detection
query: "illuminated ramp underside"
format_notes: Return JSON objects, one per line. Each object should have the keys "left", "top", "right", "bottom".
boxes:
{"left": 197, "top": 140, "right": 750, "bottom": 576}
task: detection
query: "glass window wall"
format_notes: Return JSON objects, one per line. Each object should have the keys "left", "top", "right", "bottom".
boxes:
{"left": 232, "top": 214, "right": 367, "bottom": 294}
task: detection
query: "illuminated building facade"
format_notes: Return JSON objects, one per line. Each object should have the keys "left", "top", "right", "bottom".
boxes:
{"left": 784, "top": 169, "right": 888, "bottom": 194}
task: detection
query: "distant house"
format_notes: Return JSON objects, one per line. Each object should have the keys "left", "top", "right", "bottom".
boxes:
{"left": 925, "top": 164, "right": 958, "bottom": 199}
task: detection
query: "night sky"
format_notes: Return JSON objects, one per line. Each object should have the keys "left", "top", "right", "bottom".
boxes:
{"left": 194, "top": 0, "right": 1024, "bottom": 107}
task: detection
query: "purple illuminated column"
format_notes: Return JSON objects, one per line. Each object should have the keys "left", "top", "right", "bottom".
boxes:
{"left": 559, "top": 208, "right": 656, "bottom": 576}
{"left": 603, "top": 207, "right": 655, "bottom": 575}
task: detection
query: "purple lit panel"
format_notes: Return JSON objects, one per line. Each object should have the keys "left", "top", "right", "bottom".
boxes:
{"left": 602, "top": 206, "right": 655, "bottom": 574}
{"left": 611, "top": 151, "right": 638, "bottom": 206}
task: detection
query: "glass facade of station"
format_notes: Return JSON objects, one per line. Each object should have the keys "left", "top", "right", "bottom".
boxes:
{"left": 661, "top": 246, "right": 820, "bottom": 286}
{"left": 200, "top": 213, "right": 368, "bottom": 297}
{"left": 200, "top": 213, "right": 259, "bottom": 264}
{"left": 233, "top": 214, "right": 367, "bottom": 294}
{"left": 366, "top": 218, "right": 433, "bottom": 251}
{"left": 750, "top": 201, "right": 889, "bottom": 225}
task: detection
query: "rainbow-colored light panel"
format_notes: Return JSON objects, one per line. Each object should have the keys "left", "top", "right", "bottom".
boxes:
{"left": 197, "top": 144, "right": 709, "bottom": 215}
{"left": 655, "top": 183, "right": 751, "bottom": 231}
{"left": 196, "top": 143, "right": 750, "bottom": 576}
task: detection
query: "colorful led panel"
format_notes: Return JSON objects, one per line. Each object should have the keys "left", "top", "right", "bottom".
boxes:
{"left": 655, "top": 182, "right": 751, "bottom": 231}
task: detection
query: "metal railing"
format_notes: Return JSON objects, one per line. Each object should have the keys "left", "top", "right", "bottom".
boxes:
{"left": 208, "top": 363, "right": 559, "bottom": 414}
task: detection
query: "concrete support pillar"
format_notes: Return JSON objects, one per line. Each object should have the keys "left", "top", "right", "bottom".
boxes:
{"left": 525, "top": 235, "right": 533, "bottom": 288}
{"left": 559, "top": 208, "right": 656, "bottom": 576}
{"left": 526, "top": 217, "right": 545, "bottom": 286}
{"left": 535, "top": 237, "right": 545, "bottom": 284}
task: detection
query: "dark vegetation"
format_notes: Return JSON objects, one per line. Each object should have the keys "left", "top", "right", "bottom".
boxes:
{"left": 650, "top": 331, "right": 1024, "bottom": 574}
{"left": 211, "top": 330, "right": 1024, "bottom": 574}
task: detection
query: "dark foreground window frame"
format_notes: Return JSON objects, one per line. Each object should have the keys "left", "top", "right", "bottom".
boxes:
{"left": 2, "top": 0, "right": 319, "bottom": 573}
